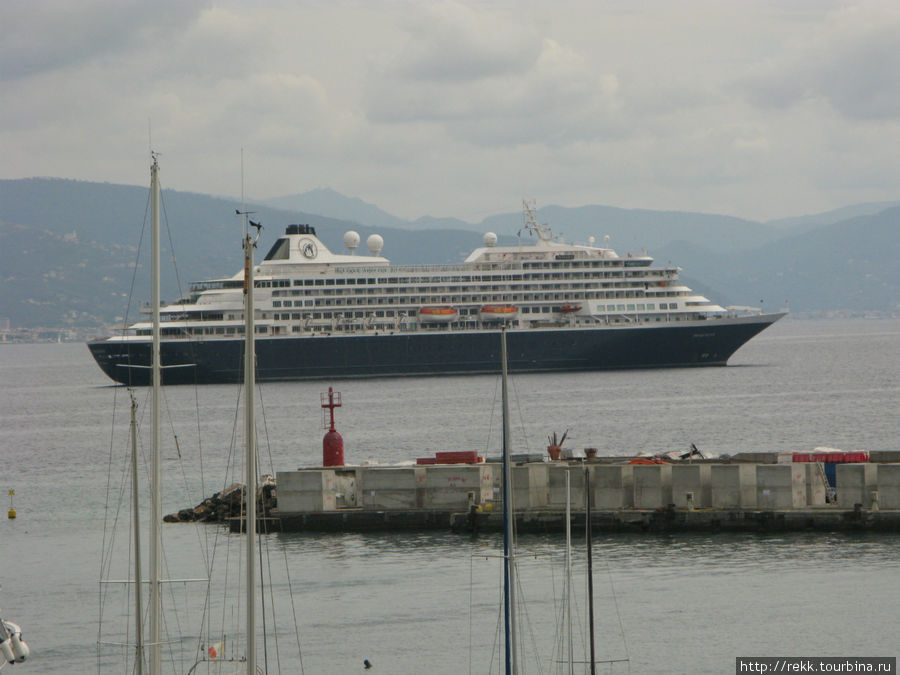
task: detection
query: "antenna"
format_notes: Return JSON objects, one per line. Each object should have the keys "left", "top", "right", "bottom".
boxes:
{"left": 235, "top": 148, "right": 259, "bottom": 244}
{"left": 518, "top": 199, "right": 554, "bottom": 242}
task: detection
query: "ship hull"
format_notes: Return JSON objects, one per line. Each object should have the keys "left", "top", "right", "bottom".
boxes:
{"left": 88, "top": 313, "right": 784, "bottom": 386}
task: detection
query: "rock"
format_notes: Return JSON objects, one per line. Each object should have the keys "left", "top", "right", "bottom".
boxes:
{"left": 166, "top": 476, "right": 279, "bottom": 525}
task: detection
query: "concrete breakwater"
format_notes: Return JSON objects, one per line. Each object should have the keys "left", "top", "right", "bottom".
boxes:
{"left": 262, "top": 455, "right": 900, "bottom": 534}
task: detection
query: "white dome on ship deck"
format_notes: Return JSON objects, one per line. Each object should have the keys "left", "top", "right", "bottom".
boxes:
{"left": 483, "top": 232, "right": 498, "bottom": 247}
{"left": 343, "top": 230, "right": 360, "bottom": 253}
{"left": 367, "top": 234, "right": 384, "bottom": 255}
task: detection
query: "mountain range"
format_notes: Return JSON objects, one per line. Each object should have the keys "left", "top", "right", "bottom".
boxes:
{"left": 0, "top": 177, "right": 897, "bottom": 332}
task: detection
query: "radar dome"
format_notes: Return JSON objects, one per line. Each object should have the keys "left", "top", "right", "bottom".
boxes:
{"left": 483, "top": 232, "right": 498, "bottom": 247}
{"left": 343, "top": 230, "right": 360, "bottom": 253}
{"left": 366, "top": 234, "right": 384, "bottom": 255}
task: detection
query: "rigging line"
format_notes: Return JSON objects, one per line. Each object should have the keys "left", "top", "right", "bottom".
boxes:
{"left": 486, "top": 375, "right": 500, "bottom": 456}
{"left": 254, "top": 381, "right": 278, "bottom": 478}
{"left": 119, "top": 189, "right": 151, "bottom": 338}
{"left": 98, "top": 384, "right": 130, "bottom": 583}
{"left": 601, "top": 549, "right": 631, "bottom": 670}
{"left": 259, "top": 516, "right": 275, "bottom": 675}
{"left": 211, "top": 386, "right": 246, "bottom": 660}
{"left": 191, "top": 372, "right": 210, "bottom": 557}
{"left": 569, "top": 562, "right": 587, "bottom": 672}
{"left": 490, "top": 555, "right": 505, "bottom": 675}
{"left": 254, "top": 383, "right": 303, "bottom": 673}
{"left": 195, "top": 380, "right": 240, "bottom": 664}
{"left": 548, "top": 550, "right": 567, "bottom": 674}
{"left": 183, "top": 388, "right": 213, "bottom": 576}
{"left": 99, "top": 391, "right": 146, "bottom": 629}
{"left": 275, "top": 532, "right": 307, "bottom": 674}
{"left": 252, "top": 390, "right": 274, "bottom": 675}
{"left": 236, "top": 380, "right": 248, "bottom": 664}
{"left": 187, "top": 384, "right": 216, "bottom": 663}
{"left": 97, "top": 390, "right": 136, "bottom": 672}
{"left": 158, "top": 527, "right": 189, "bottom": 672}
{"left": 513, "top": 557, "right": 547, "bottom": 675}
{"left": 255, "top": 393, "right": 302, "bottom": 669}
{"left": 152, "top": 388, "right": 203, "bottom": 669}
{"left": 162, "top": 384, "right": 214, "bottom": 575}
{"left": 158, "top": 181, "right": 188, "bottom": 307}
{"left": 509, "top": 375, "right": 532, "bottom": 455}
{"left": 200, "top": 378, "right": 245, "bottom": 658}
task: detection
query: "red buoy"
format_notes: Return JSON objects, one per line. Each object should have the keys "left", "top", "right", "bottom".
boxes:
{"left": 321, "top": 387, "right": 344, "bottom": 466}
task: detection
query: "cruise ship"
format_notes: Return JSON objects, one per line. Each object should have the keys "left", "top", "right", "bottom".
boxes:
{"left": 88, "top": 203, "right": 784, "bottom": 385}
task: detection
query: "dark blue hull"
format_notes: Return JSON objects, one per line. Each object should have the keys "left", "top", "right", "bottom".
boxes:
{"left": 87, "top": 314, "right": 784, "bottom": 386}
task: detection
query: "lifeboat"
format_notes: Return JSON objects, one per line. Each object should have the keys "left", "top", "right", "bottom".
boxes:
{"left": 557, "top": 304, "right": 582, "bottom": 314}
{"left": 480, "top": 305, "right": 518, "bottom": 321}
{"left": 418, "top": 306, "right": 458, "bottom": 324}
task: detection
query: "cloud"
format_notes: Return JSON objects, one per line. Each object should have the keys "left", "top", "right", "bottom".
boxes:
{"left": 364, "top": 4, "right": 621, "bottom": 148}
{"left": 389, "top": 1, "right": 541, "bottom": 83}
{"left": 1, "top": 1, "right": 898, "bottom": 222}
{"left": 737, "top": 3, "right": 900, "bottom": 120}
{"left": 0, "top": 0, "right": 205, "bottom": 82}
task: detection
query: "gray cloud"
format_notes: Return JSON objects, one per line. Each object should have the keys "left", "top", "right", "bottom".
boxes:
{"left": 389, "top": 2, "right": 541, "bottom": 83}
{"left": 365, "top": 5, "right": 622, "bottom": 149}
{"left": 737, "top": 4, "right": 900, "bottom": 120}
{"left": 0, "top": 1, "right": 205, "bottom": 82}
{"left": 1, "top": 1, "right": 897, "bottom": 222}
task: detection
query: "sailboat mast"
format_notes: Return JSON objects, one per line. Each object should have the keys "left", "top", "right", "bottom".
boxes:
{"left": 585, "top": 466, "right": 596, "bottom": 675}
{"left": 148, "top": 154, "right": 162, "bottom": 675}
{"left": 500, "top": 327, "right": 518, "bottom": 675}
{"left": 243, "top": 230, "right": 258, "bottom": 674}
{"left": 565, "top": 470, "right": 573, "bottom": 675}
{"left": 130, "top": 394, "right": 144, "bottom": 675}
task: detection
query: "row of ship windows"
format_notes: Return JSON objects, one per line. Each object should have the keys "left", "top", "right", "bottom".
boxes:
{"left": 270, "top": 292, "right": 685, "bottom": 308}
{"left": 150, "top": 310, "right": 696, "bottom": 338}
{"left": 269, "top": 303, "right": 680, "bottom": 320}
{"left": 280, "top": 270, "right": 667, "bottom": 286}
{"left": 190, "top": 270, "right": 674, "bottom": 293}
{"left": 273, "top": 281, "right": 670, "bottom": 297}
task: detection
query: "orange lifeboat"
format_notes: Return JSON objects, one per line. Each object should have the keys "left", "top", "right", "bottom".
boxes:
{"left": 480, "top": 305, "right": 518, "bottom": 321}
{"left": 418, "top": 306, "right": 458, "bottom": 324}
{"left": 557, "top": 304, "right": 582, "bottom": 313}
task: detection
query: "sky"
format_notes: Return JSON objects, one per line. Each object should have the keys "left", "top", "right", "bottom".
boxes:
{"left": 2, "top": 0, "right": 899, "bottom": 223}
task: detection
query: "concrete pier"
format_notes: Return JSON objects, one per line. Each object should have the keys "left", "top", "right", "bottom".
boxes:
{"left": 710, "top": 464, "right": 756, "bottom": 508}
{"left": 268, "top": 459, "right": 900, "bottom": 534}
{"left": 453, "top": 504, "right": 900, "bottom": 534}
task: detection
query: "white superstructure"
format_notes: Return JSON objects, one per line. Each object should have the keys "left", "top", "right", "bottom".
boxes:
{"left": 122, "top": 203, "right": 734, "bottom": 342}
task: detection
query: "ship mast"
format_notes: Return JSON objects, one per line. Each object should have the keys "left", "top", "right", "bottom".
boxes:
{"left": 520, "top": 199, "right": 554, "bottom": 242}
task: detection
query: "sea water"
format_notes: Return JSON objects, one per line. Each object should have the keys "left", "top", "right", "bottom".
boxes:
{"left": 1, "top": 318, "right": 898, "bottom": 673}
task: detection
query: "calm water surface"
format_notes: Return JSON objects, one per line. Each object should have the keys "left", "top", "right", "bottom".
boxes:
{"left": 1, "top": 318, "right": 898, "bottom": 673}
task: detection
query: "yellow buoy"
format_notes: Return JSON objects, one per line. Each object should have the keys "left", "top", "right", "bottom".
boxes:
{"left": 8, "top": 488, "right": 16, "bottom": 519}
